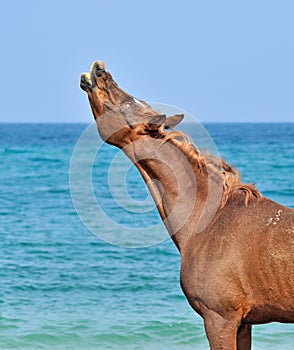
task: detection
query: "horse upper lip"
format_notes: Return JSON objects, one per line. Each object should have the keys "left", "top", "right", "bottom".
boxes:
{"left": 90, "top": 60, "right": 106, "bottom": 80}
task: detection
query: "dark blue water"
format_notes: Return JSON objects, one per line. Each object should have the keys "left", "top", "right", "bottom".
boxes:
{"left": 0, "top": 123, "right": 293, "bottom": 349}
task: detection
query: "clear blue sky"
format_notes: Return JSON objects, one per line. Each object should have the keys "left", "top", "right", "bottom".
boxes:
{"left": 1, "top": 0, "right": 293, "bottom": 123}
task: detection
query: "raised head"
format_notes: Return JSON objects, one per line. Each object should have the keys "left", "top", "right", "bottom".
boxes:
{"left": 80, "top": 61, "right": 184, "bottom": 147}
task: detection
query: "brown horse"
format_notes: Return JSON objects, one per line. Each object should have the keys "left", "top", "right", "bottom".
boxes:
{"left": 80, "top": 61, "right": 294, "bottom": 350}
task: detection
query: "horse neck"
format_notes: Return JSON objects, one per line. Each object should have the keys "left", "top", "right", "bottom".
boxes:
{"left": 125, "top": 137, "right": 216, "bottom": 252}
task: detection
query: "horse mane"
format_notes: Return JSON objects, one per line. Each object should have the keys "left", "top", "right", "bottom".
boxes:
{"left": 161, "top": 130, "right": 262, "bottom": 208}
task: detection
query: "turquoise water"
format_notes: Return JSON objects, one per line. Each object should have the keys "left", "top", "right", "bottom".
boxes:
{"left": 0, "top": 123, "right": 293, "bottom": 349}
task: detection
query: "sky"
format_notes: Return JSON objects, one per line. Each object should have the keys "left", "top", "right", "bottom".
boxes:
{"left": 0, "top": 0, "right": 293, "bottom": 123}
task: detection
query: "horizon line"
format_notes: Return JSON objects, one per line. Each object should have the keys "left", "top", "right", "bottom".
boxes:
{"left": 0, "top": 120, "right": 293, "bottom": 124}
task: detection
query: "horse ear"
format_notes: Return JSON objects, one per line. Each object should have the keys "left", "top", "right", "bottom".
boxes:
{"left": 145, "top": 114, "right": 166, "bottom": 130}
{"left": 165, "top": 114, "right": 184, "bottom": 129}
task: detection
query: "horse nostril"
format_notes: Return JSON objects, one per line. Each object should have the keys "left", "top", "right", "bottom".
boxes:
{"left": 95, "top": 64, "right": 105, "bottom": 77}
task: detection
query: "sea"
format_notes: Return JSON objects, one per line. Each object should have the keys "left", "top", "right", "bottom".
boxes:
{"left": 0, "top": 122, "right": 293, "bottom": 349}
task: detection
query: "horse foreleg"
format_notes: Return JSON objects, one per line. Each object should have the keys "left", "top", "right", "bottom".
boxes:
{"left": 204, "top": 312, "right": 239, "bottom": 350}
{"left": 237, "top": 325, "right": 251, "bottom": 350}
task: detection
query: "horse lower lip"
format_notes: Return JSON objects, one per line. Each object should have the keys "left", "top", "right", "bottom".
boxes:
{"left": 80, "top": 73, "right": 92, "bottom": 91}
